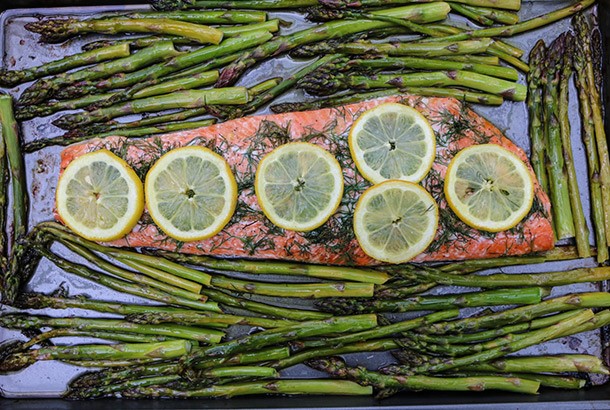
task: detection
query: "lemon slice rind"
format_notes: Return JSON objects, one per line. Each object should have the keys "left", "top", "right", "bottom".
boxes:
{"left": 444, "top": 143, "right": 535, "bottom": 233}
{"left": 255, "top": 142, "right": 344, "bottom": 232}
{"left": 145, "top": 146, "right": 238, "bottom": 242}
{"left": 353, "top": 180, "right": 439, "bottom": 264}
{"left": 349, "top": 103, "right": 436, "bottom": 184}
{"left": 56, "top": 149, "right": 144, "bottom": 242}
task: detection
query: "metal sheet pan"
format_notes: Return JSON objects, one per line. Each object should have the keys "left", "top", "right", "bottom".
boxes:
{"left": 0, "top": 0, "right": 609, "bottom": 407}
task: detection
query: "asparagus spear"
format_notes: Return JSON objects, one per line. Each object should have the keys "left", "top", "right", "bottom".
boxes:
{"left": 272, "top": 87, "right": 503, "bottom": 113}
{"left": 126, "top": 311, "right": 297, "bottom": 329}
{"left": 26, "top": 17, "right": 223, "bottom": 45}
{"left": 308, "top": 357, "right": 540, "bottom": 395}
{"left": 300, "top": 70, "right": 526, "bottom": 101}
{"left": 117, "top": 10, "right": 268, "bottom": 24}
{"left": 459, "top": 355, "right": 610, "bottom": 375}
{"left": 0, "top": 43, "right": 130, "bottom": 87}
{"left": 70, "top": 347, "right": 289, "bottom": 388}
{"left": 125, "top": 255, "right": 375, "bottom": 298}
{"left": 122, "top": 379, "right": 372, "bottom": 398}
{"left": 157, "top": 251, "right": 390, "bottom": 285}
{"left": 559, "top": 33, "right": 590, "bottom": 257}
{"left": 15, "top": 328, "right": 179, "bottom": 348}
{"left": 155, "top": 0, "right": 321, "bottom": 9}
{"left": 18, "top": 41, "right": 180, "bottom": 106}
{"left": 24, "top": 119, "right": 216, "bottom": 153}
{"left": 0, "top": 125, "right": 6, "bottom": 268}
{"left": 543, "top": 33, "right": 574, "bottom": 239}
{"left": 56, "top": 30, "right": 272, "bottom": 101}
{"left": 345, "top": 56, "right": 519, "bottom": 81}
{"left": 0, "top": 94, "right": 30, "bottom": 303}
{"left": 216, "top": 3, "right": 451, "bottom": 86}
{"left": 320, "top": 0, "right": 522, "bottom": 11}
{"left": 449, "top": 3, "right": 519, "bottom": 24}
{"left": 292, "top": 39, "right": 495, "bottom": 59}
{"left": 573, "top": 13, "right": 610, "bottom": 244}
{"left": 66, "top": 366, "right": 279, "bottom": 399}
{"left": 448, "top": 2, "right": 494, "bottom": 26}
{"left": 527, "top": 40, "right": 549, "bottom": 194}
{"left": 185, "top": 314, "right": 378, "bottom": 363}
{"left": 0, "top": 314, "right": 224, "bottom": 343}
{"left": 573, "top": 19, "right": 608, "bottom": 264}
{"left": 317, "top": 287, "right": 544, "bottom": 314}
{"left": 35, "top": 244, "right": 220, "bottom": 313}
{"left": 53, "top": 87, "right": 248, "bottom": 129}
{"left": 292, "top": 310, "right": 458, "bottom": 351}
{"left": 442, "top": 372, "right": 584, "bottom": 390}
{"left": 384, "top": 309, "right": 594, "bottom": 375}
{"left": 420, "top": 292, "right": 610, "bottom": 335}
{"left": 0, "top": 340, "right": 191, "bottom": 373}
{"left": 402, "top": 266, "right": 610, "bottom": 289}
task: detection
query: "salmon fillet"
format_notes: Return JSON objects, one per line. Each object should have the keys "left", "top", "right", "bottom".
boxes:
{"left": 59, "top": 95, "right": 554, "bottom": 266}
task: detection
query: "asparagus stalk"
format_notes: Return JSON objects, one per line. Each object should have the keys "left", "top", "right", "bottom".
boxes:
{"left": 309, "top": 357, "right": 540, "bottom": 395}
{"left": 157, "top": 251, "right": 390, "bottom": 284}
{"left": 272, "top": 339, "right": 398, "bottom": 370}
{"left": 410, "top": 310, "right": 583, "bottom": 345}
{"left": 346, "top": 56, "right": 519, "bottom": 81}
{"left": 384, "top": 309, "right": 594, "bottom": 375}
{"left": 24, "top": 119, "right": 216, "bottom": 153}
{"left": 126, "top": 254, "right": 375, "bottom": 298}
{"left": 26, "top": 17, "right": 223, "bottom": 45}
{"left": 35, "top": 244, "right": 221, "bottom": 313}
{"left": 123, "top": 379, "right": 372, "bottom": 398}
{"left": 18, "top": 41, "right": 180, "bottom": 106}
{"left": 198, "top": 287, "right": 332, "bottom": 321}
{"left": 543, "top": 33, "right": 574, "bottom": 239}
{"left": 420, "top": 292, "right": 610, "bottom": 335}
{"left": 0, "top": 125, "right": 6, "bottom": 268}
{"left": 71, "top": 347, "right": 289, "bottom": 389}
{"left": 317, "top": 287, "right": 544, "bottom": 314}
{"left": 559, "top": 33, "right": 590, "bottom": 257}
{"left": 117, "top": 10, "right": 268, "bottom": 24}
{"left": 53, "top": 87, "right": 248, "bottom": 129}
{"left": 57, "top": 30, "right": 272, "bottom": 100}
{"left": 0, "top": 340, "right": 191, "bottom": 373}
{"left": 404, "top": 266, "right": 610, "bottom": 289}
{"left": 573, "top": 13, "right": 610, "bottom": 243}
{"left": 320, "top": 0, "right": 521, "bottom": 11}
{"left": 300, "top": 70, "right": 526, "bottom": 101}
{"left": 0, "top": 94, "right": 29, "bottom": 303}
{"left": 444, "top": 372, "right": 584, "bottom": 390}
{"left": 57, "top": 239, "right": 205, "bottom": 300}
{"left": 185, "top": 314, "right": 378, "bottom": 363}
{"left": 272, "top": 87, "right": 503, "bottom": 113}
{"left": 0, "top": 314, "right": 224, "bottom": 343}
{"left": 449, "top": 3, "right": 519, "bottom": 24}
{"left": 16, "top": 328, "right": 179, "bottom": 348}
{"left": 153, "top": 0, "right": 319, "bottom": 10}
{"left": 459, "top": 355, "right": 610, "bottom": 375}
{"left": 448, "top": 2, "right": 494, "bottom": 26}
{"left": 293, "top": 310, "right": 458, "bottom": 351}
{"left": 0, "top": 43, "right": 131, "bottom": 87}
{"left": 216, "top": 3, "right": 451, "bottom": 87}
{"left": 527, "top": 40, "right": 549, "bottom": 194}
{"left": 126, "top": 311, "right": 297, "bottom": 329}
{"left": 573, "top": 19, "right": 608, "bottom": 264}
{"left": 293, "top": 38, "right": 494, "bottom": 59}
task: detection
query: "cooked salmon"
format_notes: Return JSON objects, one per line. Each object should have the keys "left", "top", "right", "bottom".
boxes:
{"left": 59, "top": 95, "right": 554, "bottom": 266}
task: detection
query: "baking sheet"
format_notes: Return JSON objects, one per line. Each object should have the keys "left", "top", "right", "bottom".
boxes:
{"left": 0, "top": 0, "right": 608, "bottom": 403}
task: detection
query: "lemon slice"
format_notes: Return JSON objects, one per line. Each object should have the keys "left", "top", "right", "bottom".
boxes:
{"left": 255, "top": 142, "right": 344, "bottom": 232}
{"left": 349, "top": 102, "right": 436, "bottom": 184}
{"left": 444, "top": 143, "right": 535, "bottom": 232}
{"left": 353, "top": 180, "right": 438, "bottom": 264}
{"left": 56, "top": 149, "right": 144, "bottom": 242}
{"left": 145, "top": 146, "right": 237, "bottom": 242}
